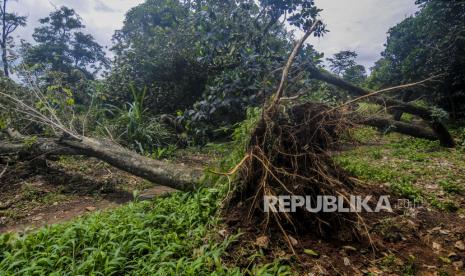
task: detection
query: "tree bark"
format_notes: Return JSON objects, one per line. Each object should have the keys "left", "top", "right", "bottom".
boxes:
{"left": 1, "top": 0, "right": 9, "bottom": 78}
{"left": 0, "top": 135, "right": 202, "bottom": 191}
{"left": 392, "top": 90, "right": 413, "bottom": 121}
{"left": 307, "top": 66, "right": 455, "bottom": 147}
{"left": 358, "top": 116, "right": 438, "bottom": 141}
{"left": 1, "top": 42, "right": 7, "bottom": 78}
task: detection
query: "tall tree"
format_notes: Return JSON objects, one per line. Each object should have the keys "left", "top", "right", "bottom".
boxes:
{"left": 327, "top": 50, "right": 366, "bottom": 85}
{"left": 369, "top": 0, "right": 465, "bottom": 118}
{"left": 327, "top": 50, "right": 357, "bottom": 76}
{"left": 0, "top": 0, "right": 26, "bottom": 78}
{"left": 24, "top": 6, "right": 108, "bottom": 80}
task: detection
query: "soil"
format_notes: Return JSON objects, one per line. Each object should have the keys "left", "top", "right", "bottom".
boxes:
{"left": 222, "top": 183, "right": 465, "bottom": 275}
{"left": 0, "top": 150, "right": 213, "bottom": 233}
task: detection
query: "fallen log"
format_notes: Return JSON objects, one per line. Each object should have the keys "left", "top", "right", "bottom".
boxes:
{"left": 0, "top": 135, "right": 202, "bottom": 191}
{"left": 358, "top": 116, "right": 438, "bottom": 141}
{"left": 307, "top": 66, "right": 455, "bottom": 147}
{"left": 392, "top": 90, "right": 414, "bottom": 121}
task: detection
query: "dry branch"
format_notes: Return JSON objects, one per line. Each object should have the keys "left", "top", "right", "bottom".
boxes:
{"left": 271, "top": 20, "right": 322, "bottom": 108}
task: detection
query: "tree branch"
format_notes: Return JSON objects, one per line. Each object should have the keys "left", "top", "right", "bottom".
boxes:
{"left": 307, "top": 66, "right": 455, "bottom": 147}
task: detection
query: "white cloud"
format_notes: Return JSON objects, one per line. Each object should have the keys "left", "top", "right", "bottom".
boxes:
{"left": 312, "top": 0, "right": 418, "bottom": 69}
{"left": 10, "top": 0, "right": 417, "bottom": 69}
{"left": 11, "top": 0, "right": 144, "bottom": 53}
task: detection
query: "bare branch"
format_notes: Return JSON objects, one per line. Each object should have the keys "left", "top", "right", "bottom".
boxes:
{"left": 270, "top": 20, "right": 322, "bottom": 108}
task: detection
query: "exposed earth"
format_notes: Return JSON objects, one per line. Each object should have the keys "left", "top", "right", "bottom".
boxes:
{"left": 0, "top": 149, "right": 213, "bottom": 233}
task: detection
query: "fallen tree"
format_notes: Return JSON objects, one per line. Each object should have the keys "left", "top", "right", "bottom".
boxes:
{"left": 0, "top": 19, "right": 455, "bottom": 204}
{"left": 357, "top": 116, "right": 438, "bottom": 141}
{"left": 220, "top": 21, "right": 460, "bottom": 254}
{"left": 306, "top": 66, "right": 455, "bottom": 147}
{"left": 222, "top": 23, "right": 367, "bottom": 254}
{"left": 0, "top": 109, "right": 437, "bottom": 194}
{"left": 0, "top": 133, "right": 202, "bottom": 191}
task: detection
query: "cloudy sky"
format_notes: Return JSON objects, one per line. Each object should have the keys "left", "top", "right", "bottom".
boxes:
{"left": 11, "top": 0, "right": 418, "bottom": 70}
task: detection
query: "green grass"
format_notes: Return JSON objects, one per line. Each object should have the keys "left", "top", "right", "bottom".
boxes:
{"left": 337, "top": 127, "right": 465, "bottom": 211}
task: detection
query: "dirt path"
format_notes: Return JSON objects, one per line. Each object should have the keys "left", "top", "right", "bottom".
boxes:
{"left": 0, "top": 150, "right": 212, "bottom": 233}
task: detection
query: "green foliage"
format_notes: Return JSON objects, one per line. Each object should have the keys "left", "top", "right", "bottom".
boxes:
{"left": 324, "top": 50, "right": 367, "bottom": 102}
{"left": 150, "top": 145, "right": 177, "bottom": 160}
{"left": 218, "top": 106, "right": 260, "bottom": 171}
{"left": 368, "top": 0, "right": 465, "bottom": 118}
{"left": 0, "top": 189, "right": 238, "bottom": 274}
{"left": 389, "top": 138, "right": 441, "bottom": 163}
{"left": 337, "top": 129, "right": 465, "bottom": 210}
{"left": 327, "top": 50, "right": 357, "bottom": 76}
{"left": 107, "top": 0, "right": 324, "bottom": 142}
{"left": 22, "top": 135, "right": 37, "bottom": 147}
{"left": 0, "top": 76, "right": 40, "bottom": 133}
{"left": 249, "top": 261, "right": 292, "bottom": 275}
{"left": 326, "top": 50, "right": 366, "bottom": 85}
{"left": 21, "top": 6, "right": 108, "bottom": 94}
{"left": 109, "top": 85, "right": 174, "bottom": 154}
{"left": 438, "top": 179, "right": 464, "bottom": 194}
{"left": 452, "top": 127, "right": 465, "bottom": 151}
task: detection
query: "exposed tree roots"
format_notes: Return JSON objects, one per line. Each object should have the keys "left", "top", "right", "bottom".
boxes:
{"left": 226, "top": 103, "right": 365, "bottom": 249}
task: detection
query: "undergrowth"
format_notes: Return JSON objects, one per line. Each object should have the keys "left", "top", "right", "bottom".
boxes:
{"left": 0, "top": 107, "right": 294, "bottom": 275}
{"left": 0, "top": 189, "right": 293, "bottom": 275}
{"left": 3, "top": 115, "right": 461, "bottom": 274}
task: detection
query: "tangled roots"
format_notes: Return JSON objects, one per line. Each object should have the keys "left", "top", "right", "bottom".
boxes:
{"left": 228, "top": 102, "right": 362, "bottom": 242}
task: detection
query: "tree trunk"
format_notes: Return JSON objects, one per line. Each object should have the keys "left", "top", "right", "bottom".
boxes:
{"left": 0, "top": 135, "right": 202, "bottom": 191}
{"left": 358, "top": 116, "right": 438, "bottom": 141}
{"left": 1, "top": 43, "right": 8, "bottom": 78}
{"left": 307, "top": 66, "right": 455, "bottom": 147}
{"left": 1, "top": 0, "right": 8, "bottom": 78}
{"left": 392, "top": 90, "right": 413, "bottom": 121}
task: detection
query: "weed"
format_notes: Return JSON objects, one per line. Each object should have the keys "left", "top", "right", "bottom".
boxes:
{"left": 351, "top": 126, "right": 379, "bottom": 144}
{"left": 429, "top": 198, "right": 459, "bottom": 212}
{"left": 391, "top": 181, "right": 423, "bottom": 202}
{"left": 21, "top": 183, "right": 44, "bottom": 201}
{"left": 150, "top": 145, "right": 177, "bottom": 160}
{"left": 403, "top": 255, "right": 416, "bottom": 275}
{"left": 0, "top": 189, "right": 232, "bottom": 274}
{"left": 438, "top": 179, "right": 464, "bottom": 194}
{"left": 336, "top": 132, "right": 463, "bottom": 209}
{"left": 369, "top": 149, "right": 383, "bottom": 160}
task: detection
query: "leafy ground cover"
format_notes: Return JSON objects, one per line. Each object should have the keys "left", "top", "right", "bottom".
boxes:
{"left": 337, "top": 127, "right": 465, "bottom": 213}
{"left": 0, "top": 187, "right": 293, "bottom": 275}
{"left": 1, "top": 125, "right": 465, "bottom": 275}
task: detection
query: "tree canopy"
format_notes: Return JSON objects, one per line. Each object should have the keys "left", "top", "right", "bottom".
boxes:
{"left": 106, "top": 0, "right": 324, "bottom": 141}
{"left": 23, "top": 6, "right": 108, "bottom": 81}
{"left": 369, "top": 0, "right": 465, "bottom": 118}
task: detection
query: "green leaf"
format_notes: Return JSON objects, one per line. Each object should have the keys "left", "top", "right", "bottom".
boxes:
{"left": 303, "top": 249, "right": 319, "bottom": 257}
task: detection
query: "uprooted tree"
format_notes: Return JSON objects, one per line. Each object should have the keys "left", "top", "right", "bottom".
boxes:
{"left": 0, "top": 24, "right": 455, "bottom": 189}
{"left": 0, "top": 15, "right": 457, "bottom": 252}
